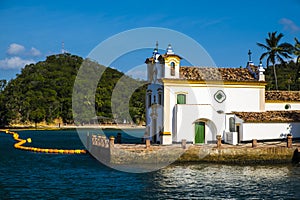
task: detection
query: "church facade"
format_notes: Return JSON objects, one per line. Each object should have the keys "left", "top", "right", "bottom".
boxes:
{"left": 145, "top": 44, "right": 300, "bottom": 145}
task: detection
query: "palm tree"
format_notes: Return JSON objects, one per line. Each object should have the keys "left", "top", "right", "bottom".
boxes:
{"left": 257, "top": 31, "right": 293, "bottom": 90}
{"left": 294, "top": 37, "right": 300, "bottom": 86}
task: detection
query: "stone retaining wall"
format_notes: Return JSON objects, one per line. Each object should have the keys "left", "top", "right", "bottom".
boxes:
{"left": 89, "top": 134, "right": 300, "bottom": 165}
{"left": 177, "top": 146, "right": 296, "bottom": 164}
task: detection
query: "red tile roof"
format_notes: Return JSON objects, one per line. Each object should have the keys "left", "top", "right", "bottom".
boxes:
{"left": 179, "top": 67, "right": 258, "bottom": 81}
{"left": 233, "top": 111, "right": 300, "bottom": 122}
{"left": 265, "top": 91, "right": 300, "bottom": 102}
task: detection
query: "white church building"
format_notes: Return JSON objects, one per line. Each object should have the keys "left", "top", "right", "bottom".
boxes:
{"left": 145, "top": 44, "right": 300, "bottom": 145}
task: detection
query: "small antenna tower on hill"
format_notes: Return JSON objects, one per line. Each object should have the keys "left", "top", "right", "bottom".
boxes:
{"left": 61, "top": 41, "right": 66, "bottom": 54}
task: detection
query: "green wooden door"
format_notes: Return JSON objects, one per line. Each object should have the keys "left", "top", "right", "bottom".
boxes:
{"left": 195, "top": 122, "right": 205, "bottom": 143}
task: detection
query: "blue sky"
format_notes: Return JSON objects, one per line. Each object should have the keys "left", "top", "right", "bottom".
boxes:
{"left": 1, "top": 0, "right": 300, "bottom": 81}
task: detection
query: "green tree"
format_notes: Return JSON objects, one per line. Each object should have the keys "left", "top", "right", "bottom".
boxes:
{"left": 0, "top": 53, "right": 146, "bottom": 126}
{"left": 29, "top": 108, "right": 46, "bottom": 128}
{"left": 0, "top": 80, "right": 6, "bottom": 126}
{"left": 264, "top": 60, "right": 299, "bottom": 90}
{"left": 257, "top": 31, "right": 293, "bottom": 90}
{"left": 0, "top": 80, "right": 7, "bottom": 92}
{"left": 294, "top": 37, "right": 300, "bottom": 88}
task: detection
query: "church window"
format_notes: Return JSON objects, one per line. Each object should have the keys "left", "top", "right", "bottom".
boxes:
{"left": 158, "top": 89, "right": 162, "bottom": 105}
{"left": 285, "top": 104, "right": 291, "bottom": 110}
{"left": 214, "top": 90, "right": 226, "bottom": 103}
{"left": 177, "top": 94, "right": 186, "bottom": 104}
{"left": 170, "top": 62, "right": 175, "bottom": 76}
{"left": 147, "top": 90, "right": 152, "bottom": 107}
{"left": 229, "top": 117, "right": 236, "bottom": 132}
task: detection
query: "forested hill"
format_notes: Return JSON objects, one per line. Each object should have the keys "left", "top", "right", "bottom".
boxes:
{"left": 265, "top": 61, "right": 300, "bottom": 91}
{"left": 0, "top": 53, "right": 146, "bottom": 127}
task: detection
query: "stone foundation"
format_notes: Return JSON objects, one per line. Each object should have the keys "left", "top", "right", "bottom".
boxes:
{"left": 177, "top": 145, "right": 296, "bottom": 164}
{"left": 90, "top": 144, "right": 300, "bottom": 165}
{"left": 88, "top": 134, "right": 300, "bottom": 165}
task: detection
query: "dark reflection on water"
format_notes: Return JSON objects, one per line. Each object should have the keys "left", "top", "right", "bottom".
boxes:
{"left": 1, "top": 130, "right": 300, "bottom": 199}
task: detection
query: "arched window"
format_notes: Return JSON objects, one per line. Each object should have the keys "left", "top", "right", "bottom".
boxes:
{"left": 147, "top": 90, "right": 152, "bottom": 107}
{"left": 177, "top": 94, "right": 186, "bottom": 104}
{"left": 229, "top": 117, "right": 236, "bottom": 132}
{"left": 158, "top": 89, "right": 163, "bottom": 105}
{"left": 170, "top": 62, "right": 175, "bottom": 76}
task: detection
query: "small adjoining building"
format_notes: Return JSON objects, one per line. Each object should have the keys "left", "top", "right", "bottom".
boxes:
{"left": 145, "top": 44, "right": 300, "bottom": 145}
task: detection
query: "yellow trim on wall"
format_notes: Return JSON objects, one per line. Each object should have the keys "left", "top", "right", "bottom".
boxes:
{"left": 162, "top": 78, "right": 267, "bottom": 86}
{"left": 164, "top": 55, "right": 181, "bottom": 61}
{"left": 163, "top": 83, "right": 266, "bottom": 89}
{"left": 165, "top": 58, "right": 180, "bottom": 65}
{"left": 265, "top": 100, "right": 300, "bottom": 103}
{"left": 175, "top": 91, "right": 188, "bottom": 94}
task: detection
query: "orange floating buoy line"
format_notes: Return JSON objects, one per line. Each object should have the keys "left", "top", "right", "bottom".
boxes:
{"left": 0, "top": 129, "right": 86, "bottom": 154}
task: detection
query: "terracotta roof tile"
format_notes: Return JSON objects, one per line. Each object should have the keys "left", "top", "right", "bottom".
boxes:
{"left": 265, "top": 91, "right": 300, "bottom": 102}
{"left": 179, "top": 67, "right": 258, "bottom": 81}
{"left": 233, "top": 111, "right": 300, "bottom": 122}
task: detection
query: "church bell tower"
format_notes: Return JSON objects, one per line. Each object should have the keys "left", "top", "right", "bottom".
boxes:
{"left": 144, "top": 43, "right": 181, "bottom": 145}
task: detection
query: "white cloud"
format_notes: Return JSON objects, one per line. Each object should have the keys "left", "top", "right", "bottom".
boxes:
{"left": 279, "top": 18, "right": 300, "bottom": 33}
{"left": 0, "top": 56, "right": 35, "bottom": 69}
{"left": 29, "top": 47, "right": 41, "bottom": 56}
{"left": 6, "top": 43, "right": 42, "bottom": 57}
{"left": 7, "top": 43, "right": 25, "bottom": 55}
{"left": 1, "top": 43, "right": 41, "bottom": 70}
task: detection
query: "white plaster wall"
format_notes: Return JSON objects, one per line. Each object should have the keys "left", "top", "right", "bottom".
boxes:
{"left": 167, "top": 85, "right": 219, "bottom": 105}
{"left": 166, "top": 85, "right": 224, "bottom": 132}
{"left": 265, "top": 103, "right": 300, "bottom": 111}
{"left": 175, "top": 104, "right": 225, "bottom": 143}
{"left": 223, "top": 87, "right": 261, "bottom": 112}
{"left": 165, "top": 85, "right": 261, "bottom": 114}
{"left": 163, "top": 84, "right": 262, "bottom": 143}
{"left": 242, "top": 122, "right": 300, "bottom": 141}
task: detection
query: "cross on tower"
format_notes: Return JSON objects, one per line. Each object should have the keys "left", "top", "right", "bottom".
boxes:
{"left": 248, "top": 49, "right": 252, "bottom": 61}
{"left": 153, "top": 41, "right": 159, "bottom": 56}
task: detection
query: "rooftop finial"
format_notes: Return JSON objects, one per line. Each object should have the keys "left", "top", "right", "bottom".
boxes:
{"left": 248, "top": 49, "right": 252, "bottom": 61}
{"left": 166, "top": 44, "right": 174, "bottom": 55}
{"left": 258, "top": 59, "right": 265, "bottom": 81}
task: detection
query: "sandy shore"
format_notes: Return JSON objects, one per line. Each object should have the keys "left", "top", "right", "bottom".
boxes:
{"left": 62, "top": 124, "right": 145, "bottom": 129}
{"left": 5, "top": 124, "right": 145, "bottom": 130}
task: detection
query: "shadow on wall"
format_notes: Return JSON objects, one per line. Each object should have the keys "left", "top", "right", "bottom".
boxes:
{"left": 290, "top": 122, "right": 300, "bottom": 139}
{"left": 292, "top": 148, "right": 300, "bottom": 164}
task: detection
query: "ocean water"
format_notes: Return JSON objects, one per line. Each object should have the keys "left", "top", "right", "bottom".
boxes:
{"left": 1, "top": 130, "right": 300, "bottom": 199}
